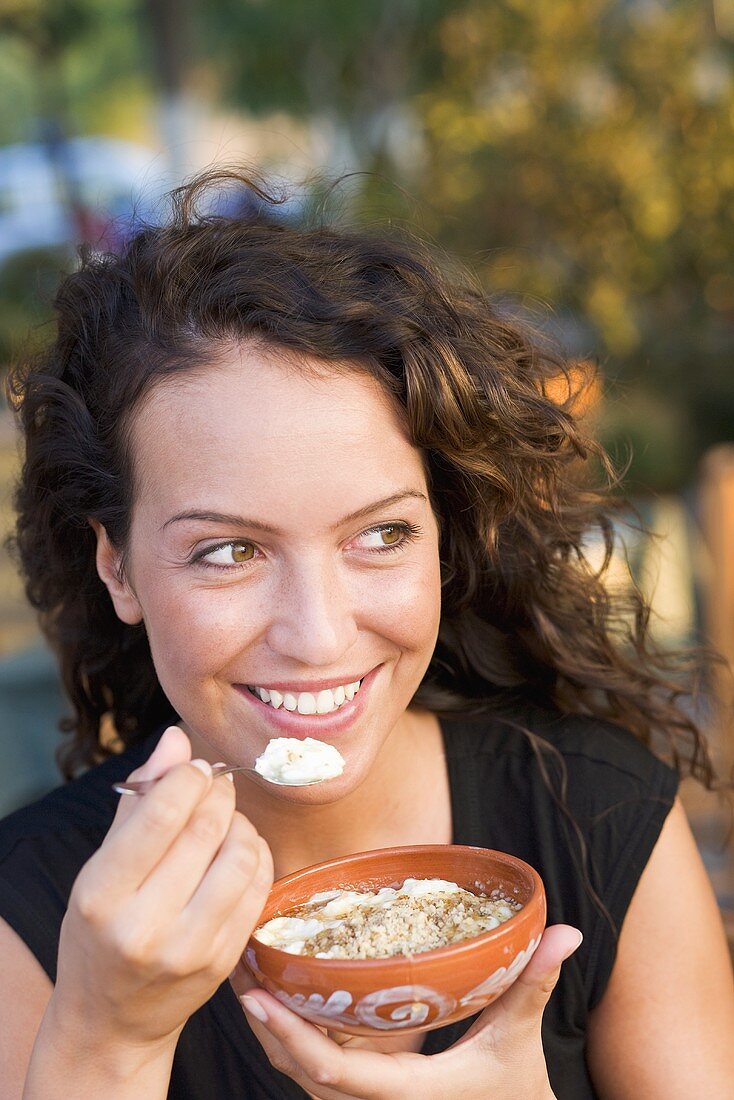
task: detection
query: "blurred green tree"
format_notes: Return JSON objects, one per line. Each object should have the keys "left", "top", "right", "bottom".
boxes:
{"left": 413, "top": 1, "right": 734, "bottom": 488}
{"left": 200, "top": 0, "right": 445, "bottom": 170}
{"left": 200, "top": 0, "right": 734, "bottom": 488}
{"left": 0, "top": 0, "right": 150, "bottom": 145}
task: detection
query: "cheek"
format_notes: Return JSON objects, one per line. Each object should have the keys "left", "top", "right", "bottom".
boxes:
{"left": 364, "top": 557, "right": 441, "bottom": 648}
{"left": 142, "top": 583, "right": 261, "bottom": 681}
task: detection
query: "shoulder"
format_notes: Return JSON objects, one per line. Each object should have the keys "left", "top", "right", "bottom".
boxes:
{"left": 586, "top": 796, "right": 734, "bottom": 1095}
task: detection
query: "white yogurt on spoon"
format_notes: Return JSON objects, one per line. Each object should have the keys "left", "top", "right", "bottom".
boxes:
{"left": 254, "top": 737, "right": 345, "bottom": 785}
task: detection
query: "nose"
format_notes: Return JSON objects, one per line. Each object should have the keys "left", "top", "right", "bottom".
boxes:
{"left": 265, "top": 556, "right": 359, "bottom": 668}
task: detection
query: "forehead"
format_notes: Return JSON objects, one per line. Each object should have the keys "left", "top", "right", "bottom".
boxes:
{"left": 128, "top": 344, "right": 426, "bottom": 519}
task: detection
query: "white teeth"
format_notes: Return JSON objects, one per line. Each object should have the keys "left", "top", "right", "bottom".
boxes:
{"left": 249, "top": 678, "right": 364, "bottom": 714}
{"left": 316, "top": 689, "right": 336, "bottom": 714}
{"left": 296, "top": 693, "right": 317, "bottom": 715}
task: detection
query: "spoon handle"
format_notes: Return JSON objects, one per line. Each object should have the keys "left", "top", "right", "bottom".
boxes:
{"left": 113, "top": 762, "right": 238, "bottom": 796}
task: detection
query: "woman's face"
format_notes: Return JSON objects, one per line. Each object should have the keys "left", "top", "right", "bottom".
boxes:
{"left": 102, "top": 343, "right": 442, "bottom": 801}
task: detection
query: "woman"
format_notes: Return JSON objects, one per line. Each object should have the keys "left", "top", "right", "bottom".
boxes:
{"left": 0, "top": 168, "right": 732, "bottom": 1099}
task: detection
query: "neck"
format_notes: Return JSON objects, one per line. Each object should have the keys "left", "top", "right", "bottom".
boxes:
{"left": 182, "top": 708, "right": 447, "bottom": 880}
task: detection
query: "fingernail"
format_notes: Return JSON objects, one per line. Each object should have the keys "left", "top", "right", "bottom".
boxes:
{"left": 567, "top": 930, "right": 584, "bottom": 955}
{"left": 190, "top": 759, "right": 212, "bottom": 777}
{"left": 240, "top": 994, "right": 268, "bottom": 1023}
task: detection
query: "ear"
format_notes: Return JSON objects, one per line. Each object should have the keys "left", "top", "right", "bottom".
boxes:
{"left": 88, "top": 519, "right": 144, "bottom": 626}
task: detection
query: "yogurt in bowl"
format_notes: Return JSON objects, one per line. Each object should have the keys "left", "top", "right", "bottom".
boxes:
{"left": 253, "top": 877, "right": 522, "bottom": 958}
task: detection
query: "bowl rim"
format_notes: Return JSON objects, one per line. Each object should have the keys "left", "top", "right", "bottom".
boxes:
{"left": 248, "top": 843, "right": 545, "bottom": 970}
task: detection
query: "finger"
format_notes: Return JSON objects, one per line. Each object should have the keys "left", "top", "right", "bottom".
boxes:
{"left": 89, "top": 758, "right": 215, "bottom": 899}
{"left": 240, "top": 995, "right": 356, "bottom": 1100}
{"left": 240, "top": 1008, "right": 326, "bottom": 1097}
{"left": 148, "top": 832, "right": 272, "bottom": 985}
{"left": 132, "top": 771, "right": 237, "bottom": 920}
{"left": 220, "top": 836, "right": 274, "bottom": 945}
{"left": 107, "top": 725, "right": 193, "bottom": 837}
{"left": 448, "top": 924, "right": 583, "bottom": 1054}
{"left": 180, "top": 817, "right": 271, "bottom": 936}
{"left": 200, "top": 836, "right": 275, "bottom": 975}
{"left": 239, "top": 989, "right": 414, "bottom": 1100}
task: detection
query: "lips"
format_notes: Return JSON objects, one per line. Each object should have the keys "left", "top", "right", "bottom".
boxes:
{"left": 234, "top": 664, "right": 380, "bottom": 740}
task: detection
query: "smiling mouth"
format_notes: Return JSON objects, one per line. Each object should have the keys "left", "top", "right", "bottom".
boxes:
{"left": 245, "top": 680, "right": 362, "bottom": 716}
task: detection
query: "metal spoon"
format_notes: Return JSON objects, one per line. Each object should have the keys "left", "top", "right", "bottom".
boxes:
{"left": 113, "top": 763, "right": 330, "bottom": 796}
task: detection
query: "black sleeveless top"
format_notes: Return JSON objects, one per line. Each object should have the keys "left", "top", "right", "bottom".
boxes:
{"left": 0, "top": 703, "right": 678, "bottom": 1099}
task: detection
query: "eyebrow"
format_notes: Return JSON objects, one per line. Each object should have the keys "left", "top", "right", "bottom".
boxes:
{"left": 160, "top": 490, "right": 428, "bottom": 536}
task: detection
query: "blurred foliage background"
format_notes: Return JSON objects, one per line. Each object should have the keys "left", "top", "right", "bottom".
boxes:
{"left": 1, "top": 0, "right": 733, "bottom": 491}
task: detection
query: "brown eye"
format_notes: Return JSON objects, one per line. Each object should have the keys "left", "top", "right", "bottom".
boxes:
{"left": 202, "top": 542, "right": 257, "bottom": 567}
{"left": 380, "top": 526, "right": 402, "bottom": 546}
{"left": 231, "top": 543, "right": 255, "bottom": 562}
{"left": 356, "top": 524, "right": 409, "bottom": 552}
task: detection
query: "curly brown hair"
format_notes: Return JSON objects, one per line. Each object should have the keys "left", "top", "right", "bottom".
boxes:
{"left": 4, "top": 167, "right": 715, "bottom": 788}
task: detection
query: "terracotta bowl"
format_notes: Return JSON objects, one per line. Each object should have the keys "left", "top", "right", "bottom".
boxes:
{"left": 245, "top": 844, "right": 546, "bottom": 1036}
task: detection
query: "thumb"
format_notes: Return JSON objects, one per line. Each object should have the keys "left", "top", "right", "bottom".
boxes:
{"left": 498, "top": 924, "right": 583, "bottom": 1018}
{"left": 109, "top": 724, "right": 192, "bottom": 833}
{"left": 452, "top": 924, "right": 582, "bottom": 1052}
{"left": 133, "top": 724, "right": 192, "bottom": 780}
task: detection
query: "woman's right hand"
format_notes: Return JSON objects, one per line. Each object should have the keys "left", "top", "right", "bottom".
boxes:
{"left": 47, "top": 725, "right": 274, "bottom": 1053}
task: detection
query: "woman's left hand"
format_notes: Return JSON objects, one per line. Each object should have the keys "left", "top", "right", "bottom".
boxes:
{"left": 236, "top": 924, "right": 581, "bottom": 1100}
